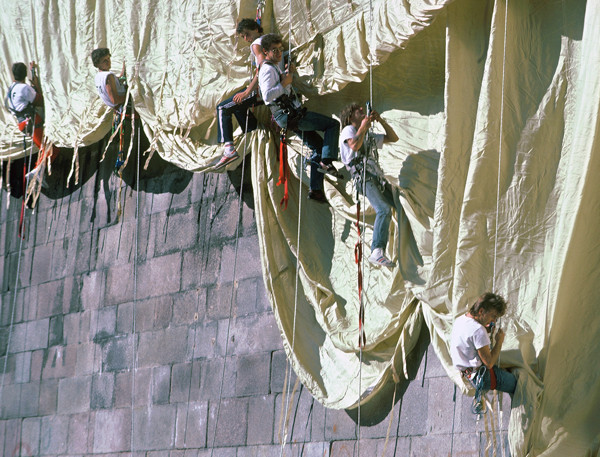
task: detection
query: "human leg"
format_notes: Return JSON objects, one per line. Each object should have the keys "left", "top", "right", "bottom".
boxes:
{"left": 296, "top": 111, "right": 339, "bottom": 162}
{"left": 364, "top": 179, "right": 393, "bottom": 251}
{"left": 217, "top": 90, "right": 258, "bottom": 144}
{"left": 480, "top": 366, "right": 516, "bottom": 394}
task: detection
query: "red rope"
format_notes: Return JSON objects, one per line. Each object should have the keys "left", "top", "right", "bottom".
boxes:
{"left": 354, "top": 200, "right": 366, "bottom": 347}
{"left": 277, "top": 132, "right": 289, "bottom": 210}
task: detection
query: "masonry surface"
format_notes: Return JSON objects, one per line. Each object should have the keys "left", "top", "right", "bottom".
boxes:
{"left": 0, "top": 145, "right": 510, "bottom": 456}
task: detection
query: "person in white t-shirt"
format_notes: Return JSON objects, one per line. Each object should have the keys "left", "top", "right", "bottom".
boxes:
{"left": 91, "top": 48, "right": 127, "bottom": 112}
{"left": 450, "top": 292, "right": 516, "bottom": 396}
{"left": 339, "top": 103, "right": 399, "bottom": 267}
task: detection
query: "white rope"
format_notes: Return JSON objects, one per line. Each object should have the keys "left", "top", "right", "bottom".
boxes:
{"left": 208, "top": 105, "right": 251, "bottom": 457}
{"left": 0, "top": 135, "right": 35, "bottom": 406}
{"left": 279, "top": 131, "right": 305, "bottom": 457}
{"left": 129, "top": 110, "right": 141, "bottom": 457}
{"left": 491, "top": 1, "right": 510, "bottom": 456}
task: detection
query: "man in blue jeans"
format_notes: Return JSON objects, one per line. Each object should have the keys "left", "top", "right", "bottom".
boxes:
{"left": 258, "top": 34, "right": 340, "bottom": 203}
{"left": 450, "top": 292, "right": 517, "bottom": 412}
{"left": 339, "top": 103, "right": 399, "bottom": 267}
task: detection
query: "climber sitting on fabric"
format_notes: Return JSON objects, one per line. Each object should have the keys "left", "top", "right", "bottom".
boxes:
{"left": 339, "top": 103, "right": 399, "bottom": 267}
{"left": 258, "top": 33, "right": 340, "bottom": 203}
{"left": 5, "top": 61, "right": 57, "bottom": 183}
{"left": 450, "top": 292, "right": 517, "bottom": 399}
{"left": 214, "top": 18, "right": 282, "bottom": 169}
{"left": 91, "top": 48, "right": 127, "bottom": 113}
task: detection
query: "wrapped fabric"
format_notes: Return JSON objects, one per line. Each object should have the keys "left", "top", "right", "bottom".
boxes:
{"left": 1, "top": 1, "right": 599, "bottom": 455}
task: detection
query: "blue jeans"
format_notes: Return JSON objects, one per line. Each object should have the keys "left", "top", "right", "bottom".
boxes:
{"left": 216, "top": 90, "right": 261, "bottom": 144}
{"left": 361, "top": 178, "right": 394, "bottom": 251}
{"left": 274, "top": 110, "right": 339, "bottom": 191}
{"left": 481, "top": 366, "right": 517, "bottom": 394}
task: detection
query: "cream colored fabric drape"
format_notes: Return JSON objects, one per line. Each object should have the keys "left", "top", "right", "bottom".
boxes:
{"left": 2, "top": 1, "right": 599, "bottom": 455}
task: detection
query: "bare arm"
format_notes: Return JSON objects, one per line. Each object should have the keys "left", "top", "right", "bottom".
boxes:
{"left": 477, "top": 328, "right": 505, "bottom": 368}
{"left": 105, "top": 73, "right": 126, "bottom": 106}
{"left": 373, "top": 111, "right": 399, "bottom": 143}
{"left": 346, "top": 115, "right": 372, "bottom": 152}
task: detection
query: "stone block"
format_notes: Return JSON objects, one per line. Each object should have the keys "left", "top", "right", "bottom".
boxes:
{"left": 175, "top": 401, "right": 208, "bottom": 448}
{"left": 38, "top": 379, "right": 58, "bottom": 415}
{"left": 409, "top": 434, "right": 452, "bottom": 457}
{"left": 235, "top": 352, "right": 271, "bottom": 396}
{"left": 93, "top": 408, "right": 132, "bottom": 453}
{"left": 91, "top": 372, "right": 115, "bottom": 409}
{"left": 324, "top": 408, "right": 357, "bottom": 441}
{"left": 234, "top": 278, "right": 259, "bottom": 317}
{"left": 76, "top": 342, "right": 101, "bottom": 376}
{"left": 24, "top": 318, "right": 49, "bottom": 351}
{"left": 105, "top": 263, "right": 135, "bottom": 306}
{"left": 0, "top": 383, "right": 20, "bottom": 418}
{"left": 67, "top": 412, "right": 92, "bottom": 454}
{"left": 30, "top": 349, "right": 44, "bottom": 381}
{"left": 136, "top": 252, "right": 183, "bottom": 300}
{"left": 152, "top": 365, "right": 172, "bottom": 404}
{"left": 133, "top": 404, "right": 177, "bottom": 451}
{"left": 117, "top": 302, "right": 133, "bottom": 334}
{"left": 230, "top": 313, "right": 283, "bottom": 355}
{"left": 181, "top": 246, "right": 221, "bottom": 290}
{"left": 427, "top": 377, "right": 457, "bottom": 434}
{"left": 36, "top": 279, "right": 64, "bottom": 318}
{"left": 48, "top": 314, "right": 63, "bottom": 346}
{"left": 191, "top": 320, "right": 221, "bottom": 358}
{"left": 172, "top": 289, "right": 206, "bottom": 326}
{"left": 137, "top": 326, "right": 189, "bottom": 367}
{"left": 170, "top": 362, "right": 192, "bottom": 403}
{"left": 50, "top": 237, "right": 71, "bottom": 280}
{"left": 199, "top": 357, "right": 237, "bottom": 400}
{"left": 208, "top": 397, "right": 248, "bottom": 447}
{"left": 58, "top": 375, "right": 91, "bottom": 414}
{"left": 97, "top": 222, "right": 135, "bottom": 268}
{"left": 207, "top": 283, "right": 237, "bottom": 320}
{"left": 63, "top": 312, "right": 80, "bottom": 345}
{"left": 247, "top": 395, "right": 275, "bottom": 445}
{"left": 152, "top": 211, "right": 198, "bottom": 256}
{"left": 219, "top": 235, "right": 263, "bottom": 283}
{"left": 21, "top": 417, "right": 41, "bottom": 457}
{"left": 397, "top": 378, "right": 428, "bottom": 436}
{"left": 75, "top": 230, "right": 97, "bottom": 274}
{"left": 80, "top": 270, "right": 105, "bottom": 310}
{"left": 95, "top": 305, "right": 117, "bottom": 338}
{"left": 19, "top": 381, "right": 40, "bottom": 417}
{"left": 8, "top": 322, "right": 27, "bottom": 353}
{"left": 2, "top": 419, "right": 21, "bottom": 457}
{"left": 40, "top": 414, "right": 69, "bottom": 455}
{"left": 270, "top": 350, "right": 296, "bottom": 394}
{"left": 101, "top": 334, "right": 134, "bottom": 372}
{"left": 30, "top": 244, "right": 53, "bottom": 285}
{"left": 15, "top": 351, "right": 32, "bottom": 383}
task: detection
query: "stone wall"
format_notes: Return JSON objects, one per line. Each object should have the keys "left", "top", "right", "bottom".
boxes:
{"left": 0, "top": 146, "right": 510, "bottom": 456}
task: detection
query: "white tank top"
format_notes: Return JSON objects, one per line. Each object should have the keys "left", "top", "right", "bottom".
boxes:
{"left": 94, "top": 71, "right": 126, "bottom": 109}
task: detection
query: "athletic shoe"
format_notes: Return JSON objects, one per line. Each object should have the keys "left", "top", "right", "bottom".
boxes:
{"left": 368, "top": 248, "right": 395, "bottom": 267}
{"left": 215, "top": 148, "right": 239, "bottom": 170}
{"left": 317, "top": 161, "right": 343, "bottom": 179}
{"left": 307, "top": 189, "right": 327, "bottom": 203}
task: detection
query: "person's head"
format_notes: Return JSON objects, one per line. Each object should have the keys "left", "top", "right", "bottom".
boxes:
{"left": 340, "top": 103, "right": 366, "bottom": 128}
{"left": 12, "top": 62, "right": 27, "bottom": 82}
{"left": 91, "top": 48, "right": 111, "bottom": 71}
{"left": 236, "top": 19, "right": 263, "bottom": 43}
{"left": 261, "top": 34, "right": 284, "bottom": 62}
{"left": 469, "top": 292, "right": 507, "bottom": 326}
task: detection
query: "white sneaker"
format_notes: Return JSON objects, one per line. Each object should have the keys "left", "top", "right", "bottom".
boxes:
{"left": 368, "top": 248, "right": 395, "bottom": 268}
{"left": 215, "top": 144, "right": 239, "bottom": 169}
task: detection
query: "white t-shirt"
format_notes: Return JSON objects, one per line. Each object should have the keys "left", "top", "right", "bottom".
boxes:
{"left": 450, "top": 314, "right": 491, "bottom": 370}
{"left": 6, "top": 82, "right": 36, "bottom": 112}
{"left": 95, "top": 71, "right": 126, "bottom": 109}
{"left": 339, "top": 124, "right": 384, "bottom": 178}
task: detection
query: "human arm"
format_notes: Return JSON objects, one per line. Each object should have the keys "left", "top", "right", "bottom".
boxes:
{"left": 119, "top": 60, "right": 126, "bottom": 78}
{"left": 232, "top": 74, "right": 258, "bottom": 104}
{"left": 105, "top": 73, "right": 126, "bottom": 106}
{"left": 372, "top": 111, "right": 399, "bottom": 143}
{"left": 346, "top": 115, "right": 372, "bottom": 152}
{"left": 258, "top": 64, "right": 287, "bottom": 104}
{"left": 29, "top": 61, "right": 44, "bottom": 106}
{"left": 477, "top": 328, "right": 505, "bottom": 368}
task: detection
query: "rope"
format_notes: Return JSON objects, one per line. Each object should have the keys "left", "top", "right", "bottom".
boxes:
{"left": 129, "top": 113, "right": 141, "bottom": 457}
{"left": 278, "top": 132, "right": 306, "bottom": 456}
{"left": 0, "top": 132, "right": 34, "bottom": 409}
{"left": 208, "top": 106, "right": 251, "bottom": 457}
{"left": 491, "top": 1, "right": 510, "bottom": 456}
{"left": 450, "top": 385, "right": 457, "bottom": 456}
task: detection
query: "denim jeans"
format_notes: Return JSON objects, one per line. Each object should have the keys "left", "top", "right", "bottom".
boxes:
{"left": 217, "top": 90, "right": 261, "bottom": 144}
{"left": 480, "top": 366, "right": 517, "bottom": 394}
{"left": 274, "top": 110, "right": 339, "bottom": 191}
{"left": 361, "top": 178, "right": 394, "bottom": 251}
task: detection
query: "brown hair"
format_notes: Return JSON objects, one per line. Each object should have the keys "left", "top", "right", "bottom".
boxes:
{"left": 340, "top": 103, "right": 361, "bottom": 128}
{"left": 469, "top": 292, "right": 507, "bottom": 316}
